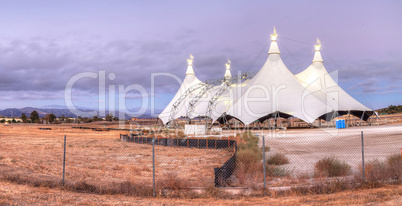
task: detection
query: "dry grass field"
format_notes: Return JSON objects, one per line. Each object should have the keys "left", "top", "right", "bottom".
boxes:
{"left": 0, "top": 180, "right": 401, "bottom": 205}
{"left": 1, "top": 122, "right": 401, "bottom": 205}
{"left": 0, "top": 123, "right": 231, "bottom": 191}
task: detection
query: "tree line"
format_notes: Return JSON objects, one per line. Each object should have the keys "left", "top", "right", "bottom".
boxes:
{"left": 0, "top": 110, "right": 119, "bottom": 124}
{"left": 377, "top": 105, "right": 402, "bottom": 115}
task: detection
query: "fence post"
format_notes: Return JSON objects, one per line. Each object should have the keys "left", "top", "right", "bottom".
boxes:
{"left": 62, "top": 135, "right": 66, "bottom": 185}
{"left": 361, "top": 131, "right": 365, "bottom": 182}
{"left": 152, "top": 136, "right": 156, "bottom": 197}
{"left": 262, "top": 135, "right": 266, "bottom": 194}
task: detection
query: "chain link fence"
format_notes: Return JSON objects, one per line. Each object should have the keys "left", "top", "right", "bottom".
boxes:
{"left": 0, "top": 124, "right": 401, "bottom": 197}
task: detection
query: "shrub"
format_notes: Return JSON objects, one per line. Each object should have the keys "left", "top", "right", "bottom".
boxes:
{"left": 235, "top": 131, "right": 263, "bottom": 185}
{"left": 157, "top": 172, "right": 189, "bottom": 190}
{"left": 267, "top": 153, "right": 289, "bottom": 165}
{"left": 314, "top": 156, "right": 351, "bottom": 177}
{"left": 236, "top": 131, "right": 262, "bottom": 169}
{"left": 386, "top": 153, "right": 402, "bottom": 180}
{"left": 237, "top": 149, "right": 262, "bottom": 172}
{"left": 357, "top": 154, "right": 402, "bottom": 183}
{"left": 359, "top": 159, "right": 388, "bottom": 183}
{"left": 265, "top": 164, "right": 292, "bottom": 177}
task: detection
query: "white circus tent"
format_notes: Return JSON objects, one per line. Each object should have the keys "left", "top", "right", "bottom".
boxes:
{"left": 187, "top": 60, "right": 232, "bottom": 120}
{"left": 158, "top": 55, "right": 203, "bottom": 124}
{"left": 210, "top": 28, "right": 329, "bottom": 125}
{"left": 158, "top": 28, "right": 374, "bottom": 126}
{"left": 295, "top": 38, "right": 374, "bottom": 121}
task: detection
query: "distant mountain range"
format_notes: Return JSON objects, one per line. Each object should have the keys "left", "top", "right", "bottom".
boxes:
{"left": 0, "top": 106, "right": 162, "bottom": 119}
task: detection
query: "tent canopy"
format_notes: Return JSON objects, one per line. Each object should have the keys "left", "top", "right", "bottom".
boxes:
{"left": 159, "top": 29, "right": 373, "bottom": 126}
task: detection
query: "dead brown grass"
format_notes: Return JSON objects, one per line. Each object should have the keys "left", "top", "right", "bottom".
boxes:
{"left": 314, "top": 156, "right": 352, "bottom": 177}
{"left": 0, "top": 123, "right": 231, "bottom": 194}
{"left": 266, "top": 152, "right": 289, "bottom": 165}
{"left": 356, "top": 153, "right": 402, "bottom": 184}
{"left": 1, "top": 123, "right": 401, "bottom": 204}
{"left": 0, "top": 180, "right": 401, "bottom": 205}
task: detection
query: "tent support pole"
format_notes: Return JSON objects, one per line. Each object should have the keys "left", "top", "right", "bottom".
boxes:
{"left": 360, "top": 111, "right": 365, "bottom": 126}
{"left": 278, "top": 112, "right": 283, "bottom": 129}
{"left": 327, "top": 111, "right": 336, "bottom": 128}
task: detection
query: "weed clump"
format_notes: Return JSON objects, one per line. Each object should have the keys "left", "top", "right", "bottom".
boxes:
{"left": 236, "top": 131, "right": 262, "bottom": 172}
{"left": 386, "top": 153, "right": 402, "bottom": 181}
{"left": 314, "top": 156, "right": 351, "bottom": 177}
{"left": 267, "top": 153, "right": 289, "bottom": 165}
{"left": 234, "top": 131, "right": 263, "bottom": 184}
{"left": 358, "top": 153, "right": 402, "bottom": 183}
{"left": 157, "top": 172, "right": 189, "bottom": 190}
{"left": 265, "top": 164, "right": 292, "bottom": 177}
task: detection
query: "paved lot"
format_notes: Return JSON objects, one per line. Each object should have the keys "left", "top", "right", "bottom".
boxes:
{"left": 223, "top": 124, "right": 402, "bottom": 175}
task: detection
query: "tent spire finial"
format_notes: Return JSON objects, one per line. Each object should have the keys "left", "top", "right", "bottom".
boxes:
{"left": 271, "top": 26, "right": 277, "bottom": 41}
{"left": 313, "top": 38, "right": 323, "bottom": 62}
{"left": 187, "top": 54, "right": 194, "bottom": 66}
{"left": 268, "top": 26, "right": 280, "bottom": 54}
{"left": 315, "top": 38, "right": 321, "bottom": 51}
{"left": 225, "top": 58, "right": 231, "bottom": 70}
{"left": 224, "top": 59, "right": 232, "bottom": 80}
{"left": 186, "top": 54, "right": 195, "bottom": 75}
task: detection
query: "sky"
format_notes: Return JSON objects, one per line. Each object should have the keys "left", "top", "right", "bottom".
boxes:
{"left": 0, "top": 0, "right": 401, "bottom": 116}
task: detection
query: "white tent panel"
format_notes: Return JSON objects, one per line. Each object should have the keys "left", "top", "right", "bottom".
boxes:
{"left": 295, "top": 40, "right": 372, "bottom": 117}
{"left": 158, "top": 57, "right": 202, "bottom": 124}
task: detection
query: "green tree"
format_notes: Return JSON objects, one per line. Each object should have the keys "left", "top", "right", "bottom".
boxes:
{"left": 59, "top": 115, "right": 66, "bottom": 122}
{"left": 21, "top": 113, "right": 27, "bottom": 123}
{"left": 49, "top": 113, "right": 56, "bottom": 122}
{"left": 105, "top": 113, "right": 113, "bottom": 121}
{"left": 93, "top": 116, "right": 99, "bottom": 121}
{"left": 44, "top": 113, "right": 56, "bottom": 123}
{"left": 30, "top": 110, "right": 40, "bottom": 123}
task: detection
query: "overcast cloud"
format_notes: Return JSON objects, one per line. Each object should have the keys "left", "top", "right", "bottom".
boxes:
{"left": 0, "top": 0, "right": 401, "bottom": 110}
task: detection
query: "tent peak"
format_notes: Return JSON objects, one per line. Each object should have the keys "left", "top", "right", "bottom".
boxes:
{"left": 186, "top": 54, "right": 195, "bottom": 75}
{"left": 268, "top": 26, "right": 280, "bottom": 54}
{"left": 272, "top": 26, "right": 277, "bottom": 41}
{"left": 224, "top": 59, "right": 232, "bottom": 79}
{"left": 313, "top": 38, "right": 323, "bottom": 62}
{"left": 225, "top": 59, "right": 231, "bottom": 70}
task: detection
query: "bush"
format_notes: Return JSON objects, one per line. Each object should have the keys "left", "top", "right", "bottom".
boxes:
{"left": 237, "top": 149, "right": 262, "bottom": 172}
{"left": 156, "top": 172, "right": 193, "bottom": 197}
{"left": 386, "top": 153, "right": 402, "bottom": 180}
{"left": 360, "top": 159, "right": 388, "bottom": 182}
{"left": 265, "top": 164, "right": 292, "bottom": 177}
{"left": 358, "top": 153, "right": 402, "bottom": 183}
{"left": 267, "top": 153, "right": 289, "bottom": 165}
{"left": 314, "top": 156, "right": 351, "bottom": 177}
{"left": 236, "top": 131, "right": 262, "bottom": 168}
{"left": 235, "top": 131, "right": 263, "bottom": 185}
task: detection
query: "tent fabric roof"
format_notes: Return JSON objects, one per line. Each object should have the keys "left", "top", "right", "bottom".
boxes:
{"left": 214, "top": 37, "right": 329, "bottom": 124}
{"left": 158, "top": 29, "right": 373, "bottom": 125}
{"left": 295, "top": 40, "right": 372, "bottom": 119}
{"left": 158, "top": 56, "right": 202, "bottom": 124}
